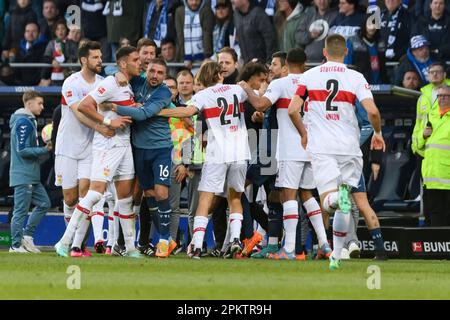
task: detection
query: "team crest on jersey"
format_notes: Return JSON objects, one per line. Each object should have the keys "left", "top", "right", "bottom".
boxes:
{"left": 365, "top": 83, "right": 371, "bottom": 90}
{"left": 66, "top": 91, "right": 73, "bottom": 98}
{"left": 57, "top": 174, "right": 63, "bottom": 185}
{"left": 103, "top": 167, "right": 110, "bottom": 177}
{"left": 98, "top": 87, "right": 106, "bottom": 95}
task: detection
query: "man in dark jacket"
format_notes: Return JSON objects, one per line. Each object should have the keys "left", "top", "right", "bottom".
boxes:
{"left": 412, "top": 0, "right": 450, "bottom": 60}
{"left": 233, "top": 0, "right": 277, "bottom": 63}
{"left": 14, "top": 22, "right": 48, "bottom": 86}
{"left": 39, "top": 0, "right": 61, "bottom": 41}
{"left": 2, "top": 0, "right": 37, "bottom": 60}
{"left": 9, "top": 91, "right": 51, "bottom": 253}
{"left": 380, "top": 0, "right": 413, "bottom": 62}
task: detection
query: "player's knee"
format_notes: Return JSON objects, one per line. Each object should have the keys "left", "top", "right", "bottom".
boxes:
{"left": 322, "top": 194, "right": 337, "bottom": 215}
{"left": 153, "top": 188, "right": 168, "bottom": 201}
{"left": 117, "top": 197, "right": 133, "bottom": 214}
{"left": 64, "top": 194, "right": 78, "bottom": 207}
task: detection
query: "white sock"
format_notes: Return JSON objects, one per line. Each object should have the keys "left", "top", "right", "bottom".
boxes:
{"left": 118, "top": 197, "right": 136, "bottom": 252}
{"left": 107, "top": 214, "right": 115, "bottom": 247}
{"left": 323, "top": 192, "right": 338, "bottom": 214}
{"left": 63, "top": 201, "right": 75, "bottom": 227}
{"left": 304, "top": 197, "right": 328, "bottom": 247}
{"left": 268, "top": 237, "right": 278, "bottom": 245}
{"left": 282, "top": 200, "right": 298, "bottom": 253}
{"left": 59, "top": 191, "right": 102, "bottom": 246}
{"left": 332, "top": 210, "right": 350, "bottom": 260}
{"left": 193, "top": 216, "right": 208, "bottom": 250}
{"left": 113, "top": 201, "right": 120, "bottom": 245}
{"left": 72, "top": 216, "right": 91, "bottom": 249}
{"left": 133, "top": 204, "right": 141, "bottom": 216}
{"left": 257, "top": 224, "right": 267, "bottom": 246}
{"left": 92, "top": 197, "right": 106, "bottom": 243}
{"left": 229, "top": 213, "right": 243, "bottom": 242}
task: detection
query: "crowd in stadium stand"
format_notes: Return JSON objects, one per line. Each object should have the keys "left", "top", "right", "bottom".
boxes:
{"left": 0, "top": 0, "right": 448, "bottom": 87}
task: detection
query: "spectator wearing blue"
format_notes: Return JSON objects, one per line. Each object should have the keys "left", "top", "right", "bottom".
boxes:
{"left": 394, "top": 35, "right": 439, "bottom": 86}
{"left": 175, "top": 0, "right": 214, "bottom": 68}
{"left": 412, "top": 0, "right": 450, "bottom": 60}
{"left": 142, "top": 0, "right": 178, "bottom": 47}
{"left": 212, "top": 0, "right": 234, "bottom": 54}
{"left": 380, "top": 0, "right": 413, "bottom": 62}
{"left": 329, "top": 0, "right": 365, "bottom": 39}
{"left": 9, "top": 91, "right": 51, "bottom": 253}
{"left": 345, "top": 15, "right": 388, "bottom": 84}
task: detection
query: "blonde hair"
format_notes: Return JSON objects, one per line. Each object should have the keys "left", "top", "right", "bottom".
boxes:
{"left": 196, "top": 61, "right": 221, "bottom": 88}
{"left": 325, "top": 34, "right": 347, "bottom": 58}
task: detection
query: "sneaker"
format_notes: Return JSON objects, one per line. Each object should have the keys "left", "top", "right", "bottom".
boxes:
{"left": 138, "top": 244, "right": 155, "bottom": 257}
{"left": 208, "top": 248, "right": 221, "bottom": 257}
{"left": 105, "top": 246, "right": 112, "bottom": 255}
{"left": 230, "top": 238, "right": 243, "bottom": 258}
{"left": 82, "top": 247, "right": 92, "bottom": 257}
{"left": 155, "top": 241, "right": 170, "bottom": 258}
{"left": 296, "top": 252, "right": 307, "bottom": 261}
{"left": 54, "top": 241, "right": 69, "bottom": 257}
{"left": 112, "top": 244, "right": 126, "bottom": 256}
{"left": 329, "top": 255, "right": 341, "bottom": 270}
{"left": 9, "top": 245, "right": 29, "bottom": 253}
{"left": 341, "top": 248, "right": 350, "bottom": 260}
{"left": 187, "top": 243, "right": 195, "bottom": 258}
{"left": 338, "top": 184, "right": 352, "bottom": 213}
{"left": 241, "top": 231, "right": 263, "bottom": 257}
{"left": 94, "top": 240, "right": 105, "bottom": 254}
{"left": 348, "top": 242, "right": 361, "bottom": 259}
{"left": 191, "top": 248, "right": 202, "bottom": 260}
{"left": 251, "top": 244, "right": 279, "bottom": 259}
{"left": 168, "top": 240, "right": 177, "bottom": 255}
{"left": 70, "top": 247, "right": 83, "bottom": 258}
{"left": 316, "top": 243, "right": 333, "bottom": 260}
{"left": 267, "top": 247, "right": 296, "bottom": 260}
{"left": 125, "top": 250, "right": 142, "bottom": 258}
{"left": 22, "top": 236, "right": 41, "bottom": 253}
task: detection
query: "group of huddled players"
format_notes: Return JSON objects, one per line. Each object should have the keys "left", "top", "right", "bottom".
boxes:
{"left": 53, "top": 33, "right": 388, "bottom": 270}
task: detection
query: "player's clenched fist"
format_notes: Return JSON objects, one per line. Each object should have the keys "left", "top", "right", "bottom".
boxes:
{"left": 109, "top": 116, "right": 132, "bottom": 129}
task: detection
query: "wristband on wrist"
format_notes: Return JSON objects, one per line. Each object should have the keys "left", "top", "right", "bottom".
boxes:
{"left": 374, "top": 130, "right": 382, "bottom": 137}
{"left": 102, "top": 117, "right": 111, "bottom": 126}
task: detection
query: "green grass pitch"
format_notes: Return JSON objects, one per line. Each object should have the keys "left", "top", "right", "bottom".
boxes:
{"left": 1, "top": 252, "right": 449, "bottom": 300}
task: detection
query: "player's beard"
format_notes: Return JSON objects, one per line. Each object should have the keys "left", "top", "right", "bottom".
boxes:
{"left": 87, "top": 63, "right": 102, "bottom": 75}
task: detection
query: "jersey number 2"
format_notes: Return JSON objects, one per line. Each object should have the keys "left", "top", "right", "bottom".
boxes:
{"left": 326, "top": 79, "right": 339, "bottom": 112}
{"left": 218, "top": 94, "right": 240, "bottom": 126}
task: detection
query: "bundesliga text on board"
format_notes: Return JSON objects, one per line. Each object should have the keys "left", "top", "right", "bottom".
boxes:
{"left": 412, "top": 241, "right": 450, "bottom": 253}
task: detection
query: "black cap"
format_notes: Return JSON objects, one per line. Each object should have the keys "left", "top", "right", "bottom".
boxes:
{"left": 215, "top": 0, "right": 232, "bottom": 8}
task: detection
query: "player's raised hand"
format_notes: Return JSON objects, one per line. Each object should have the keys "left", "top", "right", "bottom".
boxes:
{"left": 371, "top": 133, "right": 386, "bottom": 152}
{"left": 238, "top": 81, "right": 251, "bottom": 92}
{"left": 109, "top": 116, "right": 132, "bottom": 129}
{"left": 96, "top": 124, "right": 116, "bottom": 138}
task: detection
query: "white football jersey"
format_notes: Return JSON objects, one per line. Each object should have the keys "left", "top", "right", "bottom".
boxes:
{"left": 191, "top": 83, "right": 251, "bottom": 164}
{"left": 296, "top": 61, "right": 373, "bottom": 156}
{"left": 88, "top": 76, "right": 136, "bottom": 150}
{"left": 55, "top": 71, "right": 104, "bottom": 159}
{"left": 264, "top": 73, "right": 310, "bottom": 161}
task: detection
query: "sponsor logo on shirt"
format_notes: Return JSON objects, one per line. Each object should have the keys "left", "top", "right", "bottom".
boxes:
{"left": 103, "top": 167, "right": 110, "bottom": 177}
{"left": 67, "top": 91, "right": 73, "bottom": 98}
{"left": 98, "top": 87, "right": 106, "bottom": 95}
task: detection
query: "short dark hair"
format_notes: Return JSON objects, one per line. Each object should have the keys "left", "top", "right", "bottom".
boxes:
{"left": 325, "top": 34, "right": 347, "bottom": 57}
{"left": 116, "top": 46, "right": 138, "bottom": 62}
{"left": 137, "top": 38, "right": 157, "bottom": 52}
{"left": 287, "top": 48, "right": 306, "bottom": 66}
{"left": 165, "top": 75, "right": 177, "bottom": 85}
{"left": 237, "top": 62, "right": 268, "bottom": 82}
{"left": 218, "top": 47, "right": 238, "bottom": 63}
{"left": 149, "top": 57, "right": 167, "bottom": 69}
{"left": 161, "top": 38, "right": 175, "bottom": 47}
{"left": 52, "top": 19, "right": 68, "bottom": 37}
{"left": 22, "top": 90, "right": 43, "bottom": 105}
{"left": 78, "top": 41, "right": 102, "bottom": 64}
{"left": 25, "top": 21, "right": 40, "bottom": 32}
{"left": 429, "top": 62, "right": 446, "bottom": 71}
{"left": 272, "top": 51, "right": 287, "bottom": 66}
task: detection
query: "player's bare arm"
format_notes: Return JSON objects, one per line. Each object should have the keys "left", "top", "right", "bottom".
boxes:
{"left": 69, "top": 102, "right": 115, "bottom": 138}
{"left": 360, "top": 98, "right": 386, "bottom": 152}
{"left": 78, "top": 95, "right": 132, "bottom": 129}
{"left": 158, "top": 106, "right": 198, "bottom": 118}
{"left": 287, "top": 94, "right": 308, "bottom": 149}
{"left": 238, "top": 81, "right": 272, "bottom": 112}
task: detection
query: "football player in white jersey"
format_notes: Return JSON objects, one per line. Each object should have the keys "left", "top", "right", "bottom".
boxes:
{"left": 54, "top": 41, "right": 114, "bottom": 256}
{"left": 55, "top": 46, "right": 140, "bottom": 258}
{"left": 158, "top": 61, "right": 251, "bottom": 259}
{"left": 239, "top": 48, "right": 332, "bottom": 260}
{"left": 287, "top": 34, "right": 385, "bottom": 270}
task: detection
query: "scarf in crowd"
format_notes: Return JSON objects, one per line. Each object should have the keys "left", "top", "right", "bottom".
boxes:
{"left": 144, "top": 0, "right": 168, "bottom": 47}
{"left": 81, "top": 0, "right": 104, "bottom": 12}
{"left": 51, "top": 39, "right": 66, "bottom": 81}
{"left": 406, "top": 49, "right": 433, "bottom": 84}
{"left": 213, "top": 19, "right": 230, "bottom": 53}
{"left": 184, "top": 1, "right": 204, "bottom": 62}
{"left": 384, "top": 6, "right": 402, "bottom": 59}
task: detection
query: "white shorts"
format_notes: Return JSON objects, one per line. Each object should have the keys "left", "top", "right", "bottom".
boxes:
{"left": 198, "top": 161, "right": 247, "bottom": 194}
{"left": 311, "top": 154, "right": 363, "bottom": 195}
{"left": 275, "top": 160, "right": 315, "bottom": 190}
{"left": 55, "top": 154, "right": 92, "bottom": 189}
{"left": 90, "top": 146, "right": 135, "bottom": 182}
